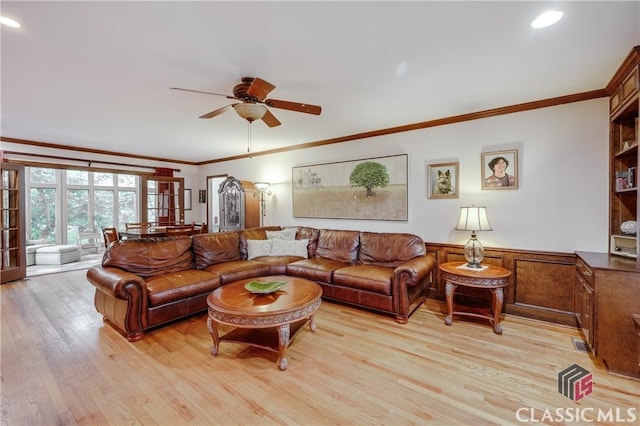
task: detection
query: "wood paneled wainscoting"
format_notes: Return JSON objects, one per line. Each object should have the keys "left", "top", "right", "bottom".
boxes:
{"left": 425, "top": 243, "right": 577, "bottom": 327}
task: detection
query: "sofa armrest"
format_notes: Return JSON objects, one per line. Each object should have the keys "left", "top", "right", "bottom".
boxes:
{"left": 86, "top": 265, "right": 150, "bottom": 341}
{"left": 393, "top": 254, "right": 437, "bottom": 286}
{"left": 86, "top": 265, "right": 148, "bottom": 300}
{"left": 392, "top": 254, "right": 437, "bottom": 323}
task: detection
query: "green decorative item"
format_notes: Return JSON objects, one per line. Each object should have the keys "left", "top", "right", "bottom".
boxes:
{"left": 244, "top": 280, "right": 287, "bottom": 294}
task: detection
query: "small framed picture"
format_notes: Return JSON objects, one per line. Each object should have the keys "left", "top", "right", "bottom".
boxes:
{"left": 481, "top": 149, "right": 518, "bottom": 190}
{"left": 427, "top": 162, "right": 459, "bottom": 199}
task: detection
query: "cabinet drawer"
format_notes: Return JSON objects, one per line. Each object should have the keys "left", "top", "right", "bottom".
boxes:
{"left": 576, "top": 257, "right": 594, "bottom": 286}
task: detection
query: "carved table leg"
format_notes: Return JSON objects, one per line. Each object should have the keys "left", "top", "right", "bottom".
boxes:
{"left": 491, "top": 288, "right": 504, "bottom": 334}
{"left": 445, "top": 282, "right": 457, "bottom": 326}
{"left": 207, "top": 315, "right": 220, "bottom": 356}
{"left": 276, "top": 323, "right": 291, "bottom": 370}
{"left": 309, "top": 314, "right": 317, "bottom": 332}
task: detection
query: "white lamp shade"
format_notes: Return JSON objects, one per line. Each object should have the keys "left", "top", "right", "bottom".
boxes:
{"left": 455, "top": 206, "right": 493, "bottom": 232}
{"left": 254, "top": 182, "right": 271, "bottom": 192}
{"left": 233, "top": 103, "right": 267, "bottom": 121}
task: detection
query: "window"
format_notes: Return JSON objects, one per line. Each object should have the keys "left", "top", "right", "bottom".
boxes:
{"left": 26, "top": 167, "right": 140, "bottom": 244}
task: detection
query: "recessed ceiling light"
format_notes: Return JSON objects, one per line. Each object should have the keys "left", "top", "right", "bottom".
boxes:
{"left": 0, "top": 16, "right": 21, "bottom": 28}
{"left": 531, "top": 10, "right": 563, "bottom": 29}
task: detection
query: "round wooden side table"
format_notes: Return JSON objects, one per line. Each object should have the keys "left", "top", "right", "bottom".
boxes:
{"left": 439, "top": 261, "right": 511, "bottom": 334}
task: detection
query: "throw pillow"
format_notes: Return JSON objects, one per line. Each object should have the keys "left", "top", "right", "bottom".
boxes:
{"left": 270, "top": 238, "right": 309, "bottom": 258}
{"left": 246, "top": 239, "right": 273, "bottom": 259}
{"left": 266, "top": 228, "right": 297, "bottom": 240}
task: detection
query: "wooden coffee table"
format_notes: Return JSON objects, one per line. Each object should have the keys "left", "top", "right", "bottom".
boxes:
{"left": 206, "top": 275, "right": 322, "bottom": 370}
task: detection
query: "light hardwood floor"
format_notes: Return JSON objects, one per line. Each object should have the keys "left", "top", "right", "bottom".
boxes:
{"left": 2, "top": 270, "right": 638, "bottom": 425}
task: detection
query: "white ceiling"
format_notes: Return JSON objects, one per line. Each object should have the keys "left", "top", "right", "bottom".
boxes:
{"left": 2, "top": 1, "right": 639, "bottom": 163}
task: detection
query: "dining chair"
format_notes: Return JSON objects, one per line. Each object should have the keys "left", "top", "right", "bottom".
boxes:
{"left": 125, "top": 222, "right": 149, "bottom": 230}
{"left": 102, "top": 227, "right": 119, "bottom": 248}
{"left": 165, "top": 224, "right": 195, "bottom": 237}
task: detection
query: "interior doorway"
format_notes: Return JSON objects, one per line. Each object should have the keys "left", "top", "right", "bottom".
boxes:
{"left": 207, "top": 175, "right": 227, "bottom": 232}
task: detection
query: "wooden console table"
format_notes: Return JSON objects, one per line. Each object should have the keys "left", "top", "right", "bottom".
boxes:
{"left": 439, "top": 261, "right": 511, "bottom": 334}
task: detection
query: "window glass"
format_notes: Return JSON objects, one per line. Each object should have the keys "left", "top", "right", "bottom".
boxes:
{"left": 29, "top": 187, "right": 56, "bottom": 241}
{"left": 29, "top": 168, "right": 56, "bottom": 184}
{"left": 118, "top": 190, "right": 137, "bottom": 225}
{"left": 118, "top": 174, "right": 136, "bottom": 188}
{"left": 94, "top": 173, "right": 114, "bottom": 187}
{"left": 66, "top": 170, "right": 89, "bottom": 185}
{"left": 94, "top": 190, "right": 114, "bottom": 228}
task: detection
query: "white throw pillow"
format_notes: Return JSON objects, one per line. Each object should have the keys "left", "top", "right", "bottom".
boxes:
{"left": 246, "top": 239, "right": 273, "bottom": 259}
{"left": 266, "top": 228, "right": 297, "bottom": 241}
{"left": 270, "top": 238, "right": 309, "bottom": 258}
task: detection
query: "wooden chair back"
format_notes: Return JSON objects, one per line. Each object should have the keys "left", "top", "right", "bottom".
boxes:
{"left": 125, "top": 222, "right": 149, "bottom": 230}
{"left": 165, "top": 224, "right": 195, "bottom": 237}
{"left": 102, "top": 227, "right": 119, "bottom": 247}
{"left": 192, "top": 222, "right": 208, "bottom": 234}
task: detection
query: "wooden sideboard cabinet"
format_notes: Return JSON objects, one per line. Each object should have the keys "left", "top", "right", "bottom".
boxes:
{"left": 575, "top": 251, "right": 639, "bottom": 378}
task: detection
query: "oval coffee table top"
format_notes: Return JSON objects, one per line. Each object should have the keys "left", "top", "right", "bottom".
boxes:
{"left": 207, "top": 275, "right": 322, "bottom": 316}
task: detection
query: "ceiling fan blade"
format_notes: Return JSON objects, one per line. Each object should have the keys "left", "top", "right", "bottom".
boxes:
{"left": 265, "top": 98, "right": 322, "bottom": 115}
{"left": 171, "top": 87, "right": 236, "bottom": 100}
{"left": 199, "top": 104, "right": 234, "bottom": 119}
{"left": 261, "top": 109, "right": 282, "bottom": 127}
{"left": 246, "top": 77, "right": 276, "bottom": 100}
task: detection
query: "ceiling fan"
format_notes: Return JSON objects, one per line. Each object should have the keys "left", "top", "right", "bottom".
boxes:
{"left": 171, "top": 77, "right": 322, "bottom": 127}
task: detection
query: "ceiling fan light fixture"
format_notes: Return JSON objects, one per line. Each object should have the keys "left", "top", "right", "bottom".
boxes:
{"left": 233, "top": 103, "right": 267, "bottom": 122}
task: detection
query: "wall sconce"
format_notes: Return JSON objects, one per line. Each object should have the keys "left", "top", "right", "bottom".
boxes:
{"left": 455, "top": 206, "right": 493, "bottom": 268}
{"left": 254, "top": 182, "right": 272, "bottom": 226}
{"left": 198, "top": 189, "right": 207, "bottom": 204}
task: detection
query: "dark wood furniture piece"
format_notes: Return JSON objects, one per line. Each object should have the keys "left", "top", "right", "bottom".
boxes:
{"left": 575, "top": 251, "right": 639, "bottom": 379}
{"left": 140, "top": 175, "right": 185, "bottom": 227}
{"left": 1, "top": 163, "right": 26, "bottom": 284}
{"left": 217, "top": 176, "right": 259, "bottom": 232}
{"left": 439, "top": 261, "right": 511, "bottom": 334}
{"left": 206, "top": 275, "right": 322, "bottom": 370}
{"left": 608, "top": 46, "right": 639, "bottom": 265}
{"left": 101, "top": 227, "right": 119, "bottom": 248}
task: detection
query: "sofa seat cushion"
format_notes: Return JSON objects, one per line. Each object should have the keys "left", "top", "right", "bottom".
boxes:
{"left": 145, "top": 270, "right": 221, "bottom": 307}
{"left": 202, "top": 260, "right": 271, "bottom": 284}
{"left": 332, "top": 265, "right": 393, "bottom": 295}
{"left": 286, "top": 257, "right": 350, "bottom": 283}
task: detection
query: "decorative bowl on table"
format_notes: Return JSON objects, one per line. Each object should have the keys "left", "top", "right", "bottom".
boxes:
{"left": 244, "top": 280, "right": 287, "bottom": 294}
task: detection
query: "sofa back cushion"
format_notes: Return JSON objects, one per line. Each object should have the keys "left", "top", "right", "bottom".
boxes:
{"left": 315, "top": 229, "right": 360, "bottom": 264}
{"left": 295, "top": 227, "right": 320, "bottom": 258}
{"left": 102, "top": 237, "right": 194, "bottom": 278}
{"left": 358, "top": 232, "right": 426, "bottom": 267}
{"left": 192, "top": 232, "right": 241, "bottom": 269}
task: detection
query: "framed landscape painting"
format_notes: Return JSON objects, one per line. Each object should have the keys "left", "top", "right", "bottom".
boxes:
{"left": 481, "top": 149, "right": 518, "bottom": 190}
{"left": 427, "top": 162, "right": 459, "bottom": 199}
{"left": 292, "top": 154, "right": 408, "bottom": 221}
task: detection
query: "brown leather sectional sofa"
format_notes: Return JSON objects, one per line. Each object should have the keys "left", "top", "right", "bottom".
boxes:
{"left": 86, "top": 226, "right": 437, "bottom": 341}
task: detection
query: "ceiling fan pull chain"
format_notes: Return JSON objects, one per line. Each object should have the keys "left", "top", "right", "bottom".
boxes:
{"left": 247, "top": 121, "right": 252, "bottom": 154}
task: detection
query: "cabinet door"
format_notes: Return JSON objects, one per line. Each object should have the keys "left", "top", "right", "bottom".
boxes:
{"left": 1, "top": 163, "right": 26, "bottom": 283}
{"left": 575, "top": 271, "right": 594, "bottom": 349}
{"left": 141, "top": 176, "right": 185, "bottom": 226}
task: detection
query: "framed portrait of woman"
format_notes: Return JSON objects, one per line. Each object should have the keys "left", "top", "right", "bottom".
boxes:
{"left": 481, "top": 149, "right": 518, "bottom": 190}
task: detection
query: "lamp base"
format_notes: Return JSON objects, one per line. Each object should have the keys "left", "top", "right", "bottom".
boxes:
{"left": 464, "top": 261, "right": 483, "bottom": 269}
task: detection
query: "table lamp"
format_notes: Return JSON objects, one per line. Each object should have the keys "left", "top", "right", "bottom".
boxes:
{"left": 455, "top": 206, "right": 493, "bottom": 268}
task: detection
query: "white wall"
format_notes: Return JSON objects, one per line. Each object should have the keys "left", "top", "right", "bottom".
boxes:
{"left": 198, "top": 98, "right": 609, "bottom": 254}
